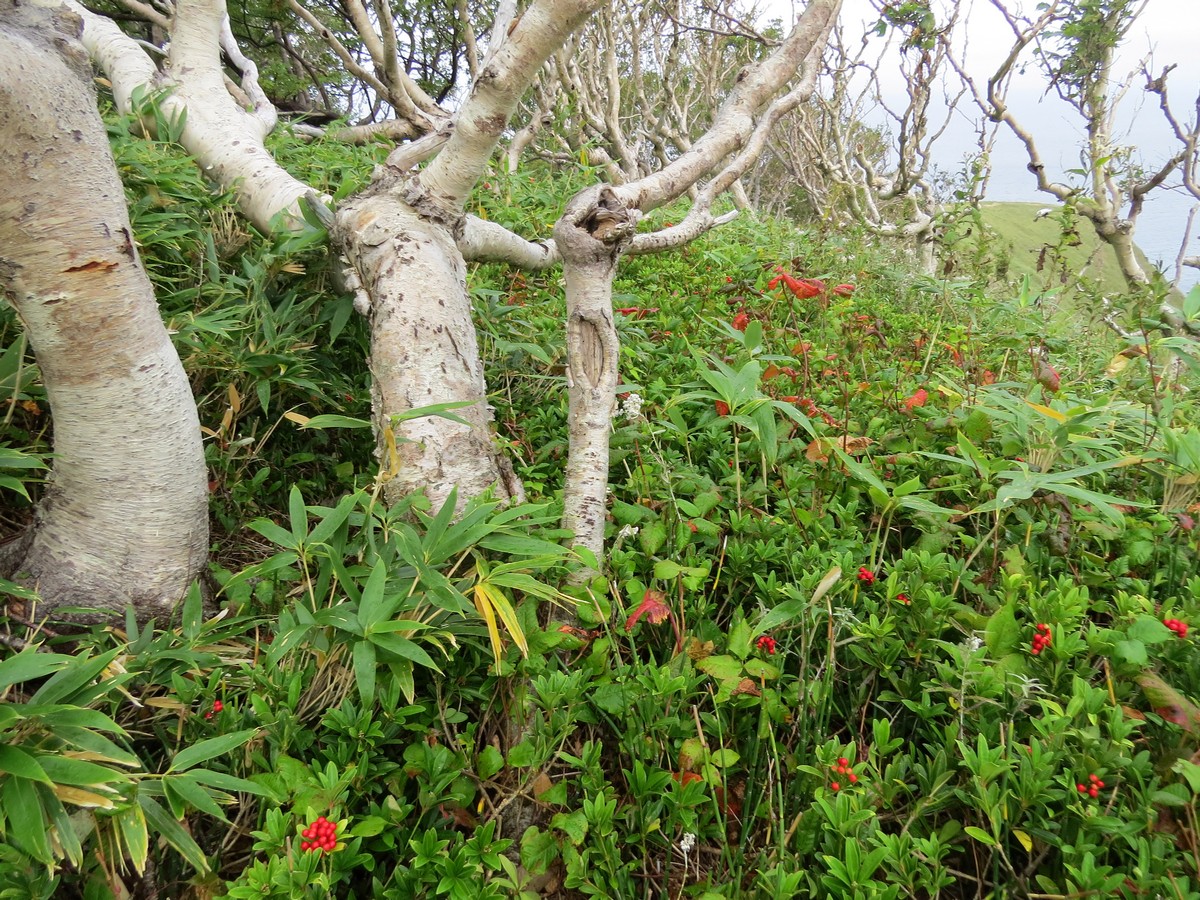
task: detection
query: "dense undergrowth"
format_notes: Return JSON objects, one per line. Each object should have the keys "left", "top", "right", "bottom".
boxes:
{"left": 3, "top": 110, "right": 1200, "bottom": 899}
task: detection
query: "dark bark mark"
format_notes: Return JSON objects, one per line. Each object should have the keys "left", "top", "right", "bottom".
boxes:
{"left": 117, "top": 227, "right": 136, "bottom": 260}
{"left": 570, "top": 313, "right": 607, "bottom": 387}
{"left": 64, "top": 259, "right": 117, "bottom": 274}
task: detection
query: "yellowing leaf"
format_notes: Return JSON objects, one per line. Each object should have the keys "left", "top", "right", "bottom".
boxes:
{"left": 1105, "top": 353, "right": 1130, "bottom": 376}
{"left": 283, "top": 411, "right": 310, "bottom": 426}
{"left": 1013, "top": 829, "right": 1033, "bottom": 853}
{"left": 473, "top": 583, "right": 529, "bottom": 664}
{"left": 810, "top": 566, "right": 842, "bottom": 605}
{"left": 52, "top": 784, "right": 117, "bottom": 810}
{"left": 144, "top": 697, "right": 187, "bottom": 710}
{"left": 228, "top": 384, "right": 242, "bottom": 414}
{"left": 1025, "top": 401, "right": 1067, "bottom": 423}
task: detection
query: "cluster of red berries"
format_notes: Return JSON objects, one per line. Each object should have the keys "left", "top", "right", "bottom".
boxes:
{"left": 755, "top": 635, "right": 777, "bottom": 655}
{"left": 830, "top": 757, "right": 859, "bottom": 792}
{"left": 1076, "top": 773, "right": 1105, "bottom": 799}
{"left": 857, "top": 568, "right": 876, "bottom": 585}
{"left": 1165, "top": 618, "right": 1189, "bottom": 638}
{"left": 895, "top": 593, "right": 910, "bottom": 605}
{"left": 1030, "top": 623, "right": 1052, "bottom": 656}
{"left": 300, "top": 816, "right": 338, "bottom": 853}
{"left": 204, "top": 699, "right": 223, "bottom": 720}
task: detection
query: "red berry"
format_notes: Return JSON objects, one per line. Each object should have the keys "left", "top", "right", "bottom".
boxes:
{"left": 212, "top": 700, "right": 223, "bottom": 712}
{"left": 1089, "top": 787, "right": 1099, "bottom": 798}
{"left": 831, "top": 781, "right": 840, "bottom": 791}
{"left": 848, "top": 773, "right": 858, "bottom": 784}
{"left": 1089, "top": 774, "right": 1100, "bottom": 783}
{"left": 1096, "top": 780, "right": 1105, "bottom": 789}
{"left": 1077, "top": 784, "right": 1087, "bottom": 793}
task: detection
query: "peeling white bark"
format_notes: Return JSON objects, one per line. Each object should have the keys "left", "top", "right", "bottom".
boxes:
{"left": 167, "top": 0, "right": 312, "bottom": 229}
{"left": 555, "top": 187, "right": 634, "bottom": 565}
{"left": 337, "top": 183, "right": 524, "bottom": 508}
{"left": 33, "top": 0, "right": 314, "bottom": 232}
{"left": 0, "top": 1, "right": 207, "bottom": 620}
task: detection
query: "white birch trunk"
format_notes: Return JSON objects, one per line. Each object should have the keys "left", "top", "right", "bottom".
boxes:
{"left": 337, "top": 184, "right": 524, "bottom": 508}
{"left": 0, "top": 2, "right": 208, "bottom": 620}
{"left": 554, "top": 187, "right": 635, "bottom": 564}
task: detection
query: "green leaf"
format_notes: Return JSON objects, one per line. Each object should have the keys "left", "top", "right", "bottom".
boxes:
{"left": 551, "top": 809, "right": 589, "bottom": 845}
{"left": 696, "top": 654, "right": 743, "bottom": 683}
{"left": 32, "top": 648, "right": 122, "bottom": 705}
{"left": 0, "top": 649, "right": 69, "bottom": 694}
{"left": 0, "top": 745, "right": 51, "bottom": 783}
{"left": 964, "top": 825, "right": 996, "bottom": 846}
{"left": 139, "top": 793, "right": 210, "bottom": 874}
{"left": 37, "top": 755, "right": 127, "bottom": 787}
{"left": 709, "top": 749, "right": 740, "bottom": 767}
{"left": 477, "top": 746, "right": 505, "bottom": 780}
{"left": 247, "top": 519, "right": 299, "bottom": 551}
{"left": 358, "top": 558, "right": 392, "bottom": 630}
{"left": 350, "top": 815, "right": 388, "bottom": 837}
{"left": 369, "top": 632, "right": 442, "bottom": 672}
{"left": 298, "top": 414, "right": 372, "bottom": 429}
{"left": 1128, "top": 615, "right": 1172, "bottom": 644}
{"left": 507, "top": 740, "right": 536, "bottom": 768}
{"left": 353, "top": 639, "right": 377, "bottom": 708}
{"left": 186, "top": 769, "right": 271, "bottom": 796}
{"left": 2, "top": 776, "right": 51, "bottom": 863}
{"left": 167, "top": 728, "right": 259, "bottom": 773}
{"left": 307, "top": 492, "right": 358, "bottom": 546}
{"left": 638, "top": 521, "right": 667, "bottom": 555}
{"left": 984, "top": 603, "right": 1021, "bottom": 658}
{"left": 288, "top": 485, "right": 308, "bottom": 546}
{"left": 758, "top": 597, "right": 808, "bottom": 633}
{"left": 164, "top": 773, "right": 228, "bottom": 821}
{"left": 1114, "top": 639, "right": 1147, "bottom": 666}
{"left": 654, "top": 559, "right": 683, "bottom": 581}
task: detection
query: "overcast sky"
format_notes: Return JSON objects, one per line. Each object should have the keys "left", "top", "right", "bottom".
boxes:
{"left": 758, "top": 0, "right": 1200, "bottom": 286}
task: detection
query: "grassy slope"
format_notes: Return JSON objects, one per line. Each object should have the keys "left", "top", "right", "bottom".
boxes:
{"left": 979, "top": 200, "right": 1161, "bottom": 295}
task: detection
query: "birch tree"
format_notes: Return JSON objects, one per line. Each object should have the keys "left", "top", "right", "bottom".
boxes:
{"left": 0, "top": 0, "right": 208, "bottom": 619}
{"left": 948, "top": 0, "right": 1196, "bottom": 302}
{"left": 762, "top": 0, "right": 967, "bottom": 274}
{"left": 14, "top": 0, "right": 841, "bottom": 604}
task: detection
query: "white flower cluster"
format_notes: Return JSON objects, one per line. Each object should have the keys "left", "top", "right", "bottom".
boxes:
{"left": 616, "top": 524, "right": 639, "bottom": 543}
{"left": 679, "top": 832, "right": 696, "bottom": 855}
{"left": 617, "top": 392, "right": 643, "bottom": 421}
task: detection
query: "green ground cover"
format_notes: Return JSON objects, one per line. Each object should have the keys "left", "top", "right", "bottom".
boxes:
{"left": 3, "top": 123, "right": 1200, "bottom": 899}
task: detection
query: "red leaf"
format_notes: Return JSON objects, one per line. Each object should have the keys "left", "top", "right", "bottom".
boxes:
{"left": 1035, "top": 357, "right": 1061, "bottom": 392}
{"left": 833, "top": 283, "right": 855, "bottom": 296}
{"left": 731, "top": 311, "right": 750, "bottom": 332}
{"left": 769, "top": 266, "right": 824, "bottom": 300}
{"left": 903, "top": 388, "right": 928, "bottom": 412}
{"left": 625, "top": 589, "right": 671, "bottom": 631}
{"left": 714, "top": 400, "right": 730, "bottom": 417}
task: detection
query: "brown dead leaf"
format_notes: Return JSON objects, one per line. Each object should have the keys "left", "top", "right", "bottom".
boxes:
{"left": 686, "top": 638, "right": 715, "bottom": 661}
{"left": 805, "top": 435, "right": 874, "bottom": 463}
{"left": 532, "top": 772, "right": 554, "bottom": 800}
{"left": 731, "top": 678, "right": 761, "bottom": 698}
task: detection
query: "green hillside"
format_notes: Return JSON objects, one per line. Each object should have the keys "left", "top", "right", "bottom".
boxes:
{"left": 979, "top": 200, "right": 1162, "bottom": 295}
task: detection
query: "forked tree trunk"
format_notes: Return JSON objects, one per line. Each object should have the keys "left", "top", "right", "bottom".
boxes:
{"left": 0, "top": 2, "right": 208, "bottom": 620}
